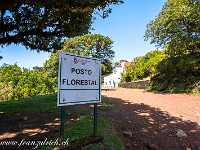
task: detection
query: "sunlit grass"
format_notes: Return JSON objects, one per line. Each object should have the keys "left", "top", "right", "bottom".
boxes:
{"left": 0, "top": 93, "right": 59, "bottom": 114}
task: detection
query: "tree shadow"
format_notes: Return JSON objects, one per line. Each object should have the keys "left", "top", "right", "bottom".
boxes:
{"left": 0, "top": 104, "right": 95, "bottom": 150}
{"left": 100, "top": 95, "right": 200, "bottom": 150}
{"left": 0, "top": 94, "right": 199, "bottom": 150}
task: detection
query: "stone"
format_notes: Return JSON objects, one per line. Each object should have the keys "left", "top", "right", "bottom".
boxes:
{"left": 176, "top": 129, "right": 187, "bottom": 138}
{"left": 148, "top": 143, "right": 159, "bottom": 150}
{"left": 122, "top": 131, "right": 133, "bottom": 137}
{"left": 23, "top": 117, "right": 28, "bottom": 121}
{"left": 193, "top": 122, "right": 199, "bottom": 126}
{"left": 185, "top": 120, "right": 192, "bottom": 123}
{"left": 166, "top": 117, "right": 171, "bottom": 120}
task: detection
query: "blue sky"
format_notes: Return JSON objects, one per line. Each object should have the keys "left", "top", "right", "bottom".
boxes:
{"left": 0, "top": 0, "right": 167, "bottom": 69}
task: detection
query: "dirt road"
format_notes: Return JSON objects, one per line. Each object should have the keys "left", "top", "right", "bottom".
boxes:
{"left": 101, "top": 88, "right": 200, "bottom": 150}
{"left": 102, "top": 88, "right": 200, "bottom": 124}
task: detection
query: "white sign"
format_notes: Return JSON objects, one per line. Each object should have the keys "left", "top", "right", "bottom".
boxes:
{"left": 57, "top": 51, "right": 101, "bottom": 106}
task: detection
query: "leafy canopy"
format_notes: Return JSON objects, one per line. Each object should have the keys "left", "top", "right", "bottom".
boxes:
{"left": 44, "top": 34, "right": 114, "bottom": 78}
{"left": 0, "top": 0, "right": 123, "bottom": 52}
{"left": 144, "top": 0, "right": 200, "bottom": 56}
{"left": 121, "top": 50, "right": 167, "bottom": 83}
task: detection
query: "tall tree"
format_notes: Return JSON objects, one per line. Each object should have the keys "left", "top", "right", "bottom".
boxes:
{"left": 44, "top": 34, "right": 114, "bottom": 78}
{"left": 0, "top": 0, "right": 123, "bottom": 52}
{"left": 144, "top": 0, "right": 200, "bottom": 56}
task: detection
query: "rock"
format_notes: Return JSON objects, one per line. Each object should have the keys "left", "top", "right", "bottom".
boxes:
{"left": 23, "top": 117, "right": 28, "bottom": 121}
{"left": 193, "top": 122, "right": 199, "bottom": 126}
{"left": 128, "top": 121, "right": 131, "bottom": 123}
{"left": 176, "top": 129, "right": 187, "bottom": 138}
{"left": 122, "top": 131, "right": 133, "bottom": 137}
{"left": 166, "top": 117, "right": 171, "bottom": 120}
{"left": 148, "top": 143, "right": 159, "bottom": 150}
{"left": 185, "top": 120, "right": 192, "bottom": 123}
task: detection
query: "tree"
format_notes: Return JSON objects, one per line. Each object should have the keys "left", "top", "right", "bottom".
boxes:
{"left": 121, "top": 50, "right": 166, "bottom": 83}
{"left": 0, "top": 0, "right": 123, "bottom": 52}
{"left": 144, "top": 0, "right": 200, "bottom": 56}
{"left": 44, "top": 34, "right": 114, "bottom": 78}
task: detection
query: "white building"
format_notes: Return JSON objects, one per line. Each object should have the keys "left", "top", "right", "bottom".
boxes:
{"left": 104, "top": 60, "right": 131, "bottom": 88}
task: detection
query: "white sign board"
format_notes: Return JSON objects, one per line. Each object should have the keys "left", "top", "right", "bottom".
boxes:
{"left": 57, "top": 51, "right": 101, "bottom": 106}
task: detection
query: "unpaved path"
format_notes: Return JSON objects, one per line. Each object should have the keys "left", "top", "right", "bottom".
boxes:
{"left": 102, "top": 88, "right": 200, "bottom": 124}
{"left": 101, "top": 88, "right": 200, "bottom": 150}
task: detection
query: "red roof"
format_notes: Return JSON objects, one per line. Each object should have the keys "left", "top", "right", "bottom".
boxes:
{"left": 116, "top": 65, "right": 122, "bottom": 67}
{"left": 124, "top": 62, "right": 131, "bottom": 67}
{"left": 120, "top": 60, "right": 128, "bottom": 62}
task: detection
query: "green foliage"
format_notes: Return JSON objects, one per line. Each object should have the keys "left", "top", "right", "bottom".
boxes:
{"left": 144, "top": 0, "right": 200, "bottom": 56}
{"left": 44, "top": 34, "right": 114, "bottom": 82}
{"left": 0, "top": 34, "right": 115, "bottom": 101}
{"left": 149, "top": 53, "right": 200, "bottom": 94}
{"left": 0, "top": 64, "right": 55, "bottom": 101}
{"left": 121, "top": 50, "right": 167, "bottom": 83}
{"left": 0, "top": 0, "right": 123, "bottom": 52}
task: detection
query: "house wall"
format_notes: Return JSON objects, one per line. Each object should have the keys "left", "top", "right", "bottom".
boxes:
{"left": 104, "top": 60, "right": 129, "bottom": 88}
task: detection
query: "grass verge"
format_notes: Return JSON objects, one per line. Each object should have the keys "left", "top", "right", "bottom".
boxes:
{"left": 42, "top": 116, "right": 122, "bottom": 150}
{"left": 1, "top": 94, "right": 123, "bottom": 150}
{"left": 0, "top": 93, "right": 59, "bottom": 114}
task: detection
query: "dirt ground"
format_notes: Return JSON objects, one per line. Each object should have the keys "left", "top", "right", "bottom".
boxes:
{"left": 0, "top": 88, "right": 199, "bottom": 150}
{"left": 101, "top": 88, "right": 200, "bottom": 150}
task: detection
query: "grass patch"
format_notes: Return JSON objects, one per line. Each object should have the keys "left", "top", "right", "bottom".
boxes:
{"left": 1, "top": 94, "right": 123, "bottom": 149}
{"left": 0, "top": 93, "right": 60, "bottom": 114}
{"left": 43, "top": 116, "right": 122, "bottom": 150}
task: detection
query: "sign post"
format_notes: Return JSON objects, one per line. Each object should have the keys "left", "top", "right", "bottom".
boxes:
{"left": 57, "top": 51, "right": 101, "bottom": 144}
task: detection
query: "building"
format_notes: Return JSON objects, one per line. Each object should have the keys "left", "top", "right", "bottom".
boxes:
{"left": 104, "top": 60, "right": 131, "bottom": 88}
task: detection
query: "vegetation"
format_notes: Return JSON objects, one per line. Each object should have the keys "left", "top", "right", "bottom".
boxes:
{"left": 1, "top": 93, "right": 122, "bottom": 150}
{"left": 148, "top": 53, "right": 200, "bottom": 94}
{"left": 0, "top": 0, "right": 123, "bottom": 52}
{"left": 0, "top": 34, "right": 114, "bottom": 101}
{"left": 43, "top": 116, "right": 122, "bottom": 150}
{"left": 0, "top": 64, "right": 55, "bottom": 102}
{"left": 140, "top": 0, "right": 200, "bottom": 94}
{"left": 144, "top": 0, "right": 200, "bottom": 56}
{"left": 44, "top": 34, "right": 114, "bottom": 82}
{"left": 121, "top": 50, "right": 200, "bottom": 94}
{"left": 121, "top": 50, "right": 167, "bottom": 83}
{"left": 0, "top": 94, "right": 58, "bottom": 114}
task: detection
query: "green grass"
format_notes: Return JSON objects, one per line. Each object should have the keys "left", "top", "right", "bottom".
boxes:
{"left": 1, "top": 94, "right": 123, "bottom": 150}
{"left": 42, "top": 116, "right": 122, "bottom": 150}
{"left": 0, "top": 93, "right": 59, "bottom": 114}
{"left": 0, "top": 93, "right": 120, "bottom": 114}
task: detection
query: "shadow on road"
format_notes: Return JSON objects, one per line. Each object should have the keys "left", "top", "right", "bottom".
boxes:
{"left": 0, "top": 94, "right": 199, "bottom": 150}
{"left": 100, "top": 95, "right": 200, "bottom": 150}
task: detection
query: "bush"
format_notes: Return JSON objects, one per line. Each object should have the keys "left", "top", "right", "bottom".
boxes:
{"left": 121, "top": 50, "right": 167, "bottom": 83}
{"left": 150, "top": 53, "right": 200, "bottom": 94}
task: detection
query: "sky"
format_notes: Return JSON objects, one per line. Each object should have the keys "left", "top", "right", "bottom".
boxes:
{"left": 0, "top": 0, "right": 167, "bottom": 69}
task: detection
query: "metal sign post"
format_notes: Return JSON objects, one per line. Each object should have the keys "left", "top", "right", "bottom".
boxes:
{"left": 57, "top": 51, "right": 101, "bottom": 144}
{"left": 60, "top": 106, "right": 65, "bottom": 145}
{"left": 94, "top": 103, "right": 97, "bottom": 136}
